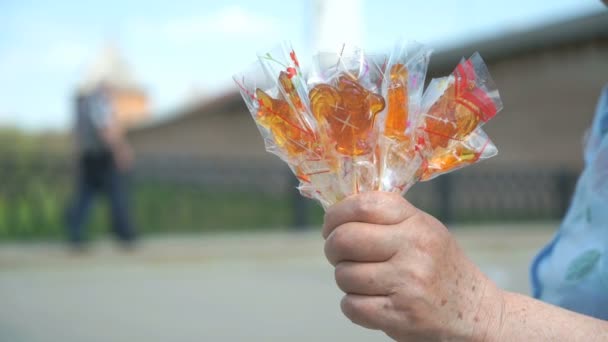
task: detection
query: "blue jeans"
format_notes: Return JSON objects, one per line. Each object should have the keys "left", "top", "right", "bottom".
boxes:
{"left": 67, "top": 151, "right": 135, "bottom": 244}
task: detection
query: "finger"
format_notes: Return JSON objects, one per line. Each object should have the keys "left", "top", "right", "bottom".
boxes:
{"left": 324, "top": 222, "right": 401, "bottom": 266}
{"left": 323, "top": 192, "right": 416, "bottom": 239}
{"left": 335, "top": 261, "right": 396, "bottom": 296}
{"left": 340, "top": 294, "right": 393, "bottom": 331}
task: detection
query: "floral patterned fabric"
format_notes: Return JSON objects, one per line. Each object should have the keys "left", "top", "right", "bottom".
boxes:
{"left": 531, "top": 85, "right": 608, "bottom": 319}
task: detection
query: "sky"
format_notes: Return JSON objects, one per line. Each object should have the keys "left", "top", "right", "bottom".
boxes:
{"left": 0, "top": 0, "right": 605, "bottom": 131}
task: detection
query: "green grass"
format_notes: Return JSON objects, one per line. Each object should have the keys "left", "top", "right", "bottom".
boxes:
{"left": 0, "top": 179, "right": 326, "bottom": 241}
{"left": 0, "top": 176, "right": 564, "bottom": 241}
{"left": 132, "top": 183, "right": 298, "bottom": 233}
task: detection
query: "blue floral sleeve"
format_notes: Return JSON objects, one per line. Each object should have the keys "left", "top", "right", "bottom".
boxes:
{"left": 531, "top": 85, "right": 608, "bottom": 320}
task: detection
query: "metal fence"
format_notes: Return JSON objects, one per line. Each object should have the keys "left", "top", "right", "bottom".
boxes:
{"left": 0, "top": 156, "right": 579, "bottom": 240}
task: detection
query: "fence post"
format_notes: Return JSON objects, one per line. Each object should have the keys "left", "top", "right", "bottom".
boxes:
{"left": 3, "top": 159, "right": 18, "bottom": 237}
{"left": 556, "top": 169, "right": 575, "bottom": 219}
{"left": 437, "top": 174, "right": 453, "bottom": 224}
{"left": 291, "top": 176, "right": 309, "bottom": 230}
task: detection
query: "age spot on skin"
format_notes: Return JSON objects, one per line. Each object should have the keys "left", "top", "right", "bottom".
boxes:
{"left": 474, "top": 316, "right": 479, "bottom": 323}
{"left": 457, "top": 311, "right": 463, "bottom": 320}
{"left": 472, "top": 285, "right": 476, "bottom": 292}
{"left": 440, "top": 299, "right": 447, "bottom": 306}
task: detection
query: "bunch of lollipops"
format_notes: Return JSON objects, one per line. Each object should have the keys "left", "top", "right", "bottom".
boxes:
{"left": 234, "top": 42, "right": 502, "bottom": 209}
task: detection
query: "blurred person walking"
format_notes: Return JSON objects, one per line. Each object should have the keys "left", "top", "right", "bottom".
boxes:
{"left": 66, "top": 83, "right": 136, "bottom": 249}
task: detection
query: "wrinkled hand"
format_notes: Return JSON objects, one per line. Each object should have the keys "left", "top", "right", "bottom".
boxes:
{"left": 323, "top": 192, "right": 504, "bottom": 342}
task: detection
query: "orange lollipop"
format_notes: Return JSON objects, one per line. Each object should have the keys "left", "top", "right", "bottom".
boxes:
{"left": 278, "top": 71, "right": 306, "bottom": 114}
{"left": 421, "top": 145, "right": 478, "bottom": 180}
{"left": 255, "top": 77, "right": 315, "bottom": 158}
{"left": 424, "top": 61, "right": 498, "bottom": 149}
{"left": 385, "top": 63, "right": 409, "bottom": 140}
{"left": 309, "top": 74, "right": 385, "bottom": 156}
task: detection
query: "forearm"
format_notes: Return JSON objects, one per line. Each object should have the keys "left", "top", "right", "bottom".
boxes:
{"left": 108, "top": 136, "right": 131, "bottom": 158}
{"left": 100, "top": 125, "right": 133, "bottom": 170}
{"left": 488, "top": 291, "right": 608, "bottom": 341}
{"left": 101, "top": 125, "right": 126, "bottom": 150}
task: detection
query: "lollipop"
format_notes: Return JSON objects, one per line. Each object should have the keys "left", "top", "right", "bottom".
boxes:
{"left": 255, "top": 85, "right": 314, "bottom": 157}
{"left": 234, "top": 42, "right": 502, "bottom": 208}
{"left": 419, "top": 53, "right": 502, "bottom": 180}
{"left": 376, "top": 44, "right": 431, "bottom": 193}
{"left": 420, "top": 128, "right": 497, "bottom": 181}
{"left": 384, "top": 63, "right": 409, "bottom": 141}
{"left": 309, "top": 75, "right": 385, "bottom": 156}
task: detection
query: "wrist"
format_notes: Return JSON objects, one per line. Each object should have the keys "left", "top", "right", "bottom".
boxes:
{"left": 469, "top": 280, "right": 506, "bottom": 342}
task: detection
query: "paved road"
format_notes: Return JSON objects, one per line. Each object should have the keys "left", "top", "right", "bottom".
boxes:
{"left": 0, "top": 223, "right": 555, "bottom": 342}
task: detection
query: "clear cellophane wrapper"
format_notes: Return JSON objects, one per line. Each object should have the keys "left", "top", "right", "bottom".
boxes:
{"left": 234, "top": 42, "right": 503, "bottom": 209}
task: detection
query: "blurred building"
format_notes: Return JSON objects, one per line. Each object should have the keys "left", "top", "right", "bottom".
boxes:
{"left": 77, "top": 44, "right": 149, "bottom": 129}
{"left": 130, "top": 12, "right": 607, "bottom": 169}
{"left": 127, "top": 12, "right": 608, "bottom": 218}
{"left": 428, "top": 12, "right": 608, "bottom": 171}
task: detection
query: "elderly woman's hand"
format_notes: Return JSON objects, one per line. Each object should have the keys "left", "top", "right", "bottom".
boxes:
{"left": 322, "top": 192, "right": 504, "bottom": 341}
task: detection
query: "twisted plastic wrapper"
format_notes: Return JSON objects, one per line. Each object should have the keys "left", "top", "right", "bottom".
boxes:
{"left": 234, "top": 42, "right": 502, "bottom": 209}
